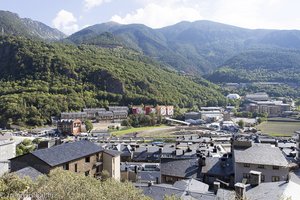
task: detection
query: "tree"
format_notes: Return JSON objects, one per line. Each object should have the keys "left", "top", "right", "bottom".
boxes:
{"left": 238, "top": 120, "right": 245, "bottom": 128}
{"left": 100, "top": 170, "right": 110, "bottom": 181}
{"left": 16, "top": 139, "right": 35, "bottom": 156}
{"left": 85, "top": 120, "right": 93, "bottom": 132}
{"left": 0, "top": 169, "right": 151, "bottom": 200}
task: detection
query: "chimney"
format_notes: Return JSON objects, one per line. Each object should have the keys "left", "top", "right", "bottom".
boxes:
{"left": 213, "top": 181, "right": 220, "bottom": 195}
{"left": 235, "top": 183, "right": 246, "bottom": 200}
{"left": 220, "top": 157, "right": 227, "bottom": 168}
{"left": 148, "top": 181, "right": 154, "bottom": 187}
{"left": 198, "top": 155, "right": 206, "bottom": 166}
{"left": 249, "top": 170, "right": 261, "bottom": 187}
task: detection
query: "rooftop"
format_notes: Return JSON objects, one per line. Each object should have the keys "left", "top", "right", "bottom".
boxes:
{"left": 160, "top": 158, "right": 200, "bottom": 179}
{"left": 234, "top": 144, "right": 289, "bottom": 167}
{"left": 14, "top": 166, "right": 43, "bottom": 180}
{"left": 28, "top": 140, "right": 102, "bottom": 167}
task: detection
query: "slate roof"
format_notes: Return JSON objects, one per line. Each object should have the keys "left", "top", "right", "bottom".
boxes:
{"left": 234, "top": 144, "right": 289, "bottom": 167}
{"left": 245, "top": 180, "right": 300, "bottom": 200}
{"left": 173, "top": 179, "right": 209, "bottom": 193}
{"left": 103, "top": 149, "right": 122, "bottom": 157}
{"left": 201, "top": 157, "right": 234, "bottom": 177}
{"left": 160, "top": 158, "right": 200, "bottom": 179}
{"left": 31, "top": 140, "right": 102, "bottom": 166}
{"left": 137, "top": 179, "right": 215, "bottom": 200}
{"left": 137, "top": 171, "right": 161, "bottom": 183}
{"left": 14, "top": 167, "right": 43, "bottom": 180}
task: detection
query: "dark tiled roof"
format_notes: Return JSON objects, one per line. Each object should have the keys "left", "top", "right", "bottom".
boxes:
{"left": 245, "top": 180, "right": 300, "bottom": 200}
{"left": 160, "top": 158, "right": 200, "bottom": 179}
{"left": 137, "top": 171, "right": 161, "bottom": 182}
{"left": 234, "top": 144, "right": 289, "bottom": 166}
{"left": 201, "top": 157, "right": 234, "bottom": 177}
{"left": 32, "top": 140, "right": 102, "bottom": 166}
{"left": 103, "top": 149, "right": 122, "bottom": 157}
{"left": 137, "top": 179, "right": 215, "bottom": 200}
{"left": 14, "top": 167, "right": 43, "bottom": 180}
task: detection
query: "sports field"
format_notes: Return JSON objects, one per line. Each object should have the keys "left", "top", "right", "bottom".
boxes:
{"left": 256, "top": 121, "right": 300, "bottom": 137}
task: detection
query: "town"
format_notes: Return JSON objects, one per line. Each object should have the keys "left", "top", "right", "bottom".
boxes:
{"left": 1, "top": 92, "right": 300, "bottom": 199}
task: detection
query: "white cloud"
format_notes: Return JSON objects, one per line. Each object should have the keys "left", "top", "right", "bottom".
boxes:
{"left": 52, "top": 10, "right": 79, "bottom": 35}
{"left": 84, "top": 0, "right": 111, "bottom": 10}
{"left": 111, "top": 2, "right": 202, "bottom": 28}
{"left": 110, "top": 0, "right": 300, "bottom": 30}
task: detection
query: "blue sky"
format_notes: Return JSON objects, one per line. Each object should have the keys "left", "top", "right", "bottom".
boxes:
{"left": 1, "top": 0, "right": 300, "bottom": 35}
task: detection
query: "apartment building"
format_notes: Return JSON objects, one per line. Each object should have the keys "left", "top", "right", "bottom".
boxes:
{"left": 57, "top": 119, "right": 82, "bottom": 136}
{"left": 234, "top": 143, "right": 289, "bottom": 183}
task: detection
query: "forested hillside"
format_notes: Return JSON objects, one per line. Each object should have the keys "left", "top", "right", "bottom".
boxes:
{"left": 207, "top": 49, "right": 300, "bottom": 83}
{"left": 0, "top": 36, "right": 226, "bottom": 127}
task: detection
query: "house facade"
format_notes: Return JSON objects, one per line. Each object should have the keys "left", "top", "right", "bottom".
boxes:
{"left": 57, "top": 119, "right": 82, "bottom": 136}
{"left": 10, "top": 140, "right": 120, "bottom": 181}
{"left": 234, "top": 144, "right": 289, "bottom": 183}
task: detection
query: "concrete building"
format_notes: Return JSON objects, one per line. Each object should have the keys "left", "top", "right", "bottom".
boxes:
{"left": 245, "top": 93, "right": 269, "bottom": 101}
{"left": 10, "top": 140, "right": 121, "bottom": 181}
{"left": 57, "top": 119, "right": 82, "bottom": 136}
{"left": 185, "top": 112, "right": 201, "bottom": 120}
{"left": 234, "top": 143, "right": 289, "bottom": 183}
{"left": 245, "top": 100, "right": 291, "bottom": 117}
{"left": 83, "top": 108, "right": 106, "bottom": 118}
{"left": 108, "top": 106, "right": 128, "bottom": 112}
{"left": 296, "top": 130, "right": 300, "bottom": 162}
{"left": 226, "top": 93, "right": 241, "bottom": 100}
{"left": 156, "top": 105, "right": 174, "bottom": 116}
{"left": 61, "top": 112, "right": 87, "bottom": 120}
{"left": 0, "top": 139, "right": 16, "bottom": 176}
{"left": 103, "top": 149, "right": 121, "bottom": 181}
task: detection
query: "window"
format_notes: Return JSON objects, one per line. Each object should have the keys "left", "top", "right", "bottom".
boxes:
{"left": 244, "top": 163, "right": 250, "bottom": 168}
{"left": 243, "top": 173, "right": 250, "bottom": 179}
{"left": 85, "top": 156, "right": 90, "bottom": 163}
{"left": 63, "top": 163, "right": 69, "bottom": 170}
{"left": 258, "top": 165, "right": 265, "bottom": 169}
{"left": 85, "top": 170, "right": 90, "bottom": 176}
{"left": 273, "top": 166, "right": 279, "bottom": 170}
{"left": 261, "top": 175, "right": 265, "bottom": 182}
{"left": 74, "top": 163, "right": 78, "bottom": 172}
{"left": 272, "top": 176, "right": 280, "bottom": 182}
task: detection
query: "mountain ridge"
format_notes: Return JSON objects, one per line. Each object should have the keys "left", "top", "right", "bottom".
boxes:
{"left": 67, "top": 20, "right": 300, "bottom": 74}
{"left": 0, "top": 10, "right": 66, "bottom": 40}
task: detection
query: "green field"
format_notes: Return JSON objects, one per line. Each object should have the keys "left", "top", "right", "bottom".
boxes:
{"left": 256, "top": 121, "right": 300, "bottom": 137}
{"left": 111, "top": 125, "right": 167, "bottom": 136}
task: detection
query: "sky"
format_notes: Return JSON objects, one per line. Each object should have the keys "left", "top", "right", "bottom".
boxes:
{"left": 1, "top": 0, "right": 300, "bottom": 35}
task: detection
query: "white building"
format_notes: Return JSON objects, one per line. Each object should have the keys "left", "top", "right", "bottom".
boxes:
{"left": 226, "top": 93, "right": 241, "bottom": 100}
{"left": 0, "top": 139, "right": 16, "bottom": 176}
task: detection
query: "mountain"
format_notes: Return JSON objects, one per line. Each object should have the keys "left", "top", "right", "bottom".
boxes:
{"left": 67, "top": 20, "right": 300, "bottom": 75}
{"left": 0, "top": 10, "right": 65, "bottom": 40}
{"left": 207, "top": 48, "right": 300, "bottom": 83}
{"left": 0, "top": 35, "right": 226, "bottom": 127}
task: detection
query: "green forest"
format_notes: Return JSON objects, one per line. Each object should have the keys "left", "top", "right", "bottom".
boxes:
{"left": 0, "top": 36, "right": 226, "bottom": 127}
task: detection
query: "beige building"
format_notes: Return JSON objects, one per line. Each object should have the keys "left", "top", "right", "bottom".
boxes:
{"left": 103, "top": 149, "right": 121, "bottom": 181}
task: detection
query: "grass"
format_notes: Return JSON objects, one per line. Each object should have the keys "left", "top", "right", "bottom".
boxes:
{"left": 256, "top": 121, "right": 300, "bottom": 137}
{"left": 111, "top": 125, "right": 167, "bottom": 136}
